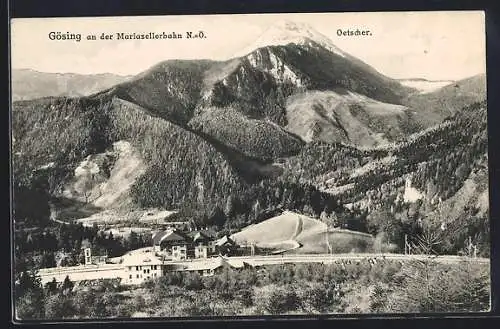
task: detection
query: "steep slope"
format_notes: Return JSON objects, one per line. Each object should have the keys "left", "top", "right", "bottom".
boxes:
{"left": 61, "top": 140, "right": 146, "bottom": 209}
{"left": 12, "top": 94, "right": 247, "bottom": 221}
{"left": 100, "top": 20, "right": 416, "bottom": 150}
{"left": 283, "top": 100, "right": 488, "bottom": 202}
{"left": 11, "top": 69, "right": 131, "bottom": 101}
{"left": 279, "top": 100, "right": 488, "bottom": 255}
{"left": 235, "top": 20, "right": 349, "bottom": 59}
{"left": 200, "top": 41, "right": 412, "bottom": 121}
{"left": 282, "top": 100, "right": 488, "bottom": 233}
{"left": 235, "top": 20, "right": 412, "bottom": 100}
{"left": 110, "top": 60, "right": 214, "bottom": 125}
{"left": 403, "top": 73, "right": 486, "bottom": 128}
{"left": 285, "top": 90, "right": 418, "bottom": 146}
{"left": 188, "top": 106, "right": 304, "bottom": 160}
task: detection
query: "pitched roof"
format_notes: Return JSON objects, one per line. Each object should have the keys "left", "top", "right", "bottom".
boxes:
{"left": 122, "top": 249, "right": 163, "bottom": 266}
{"left": 161, "top": 230, "right": 189, "bottom": 243}
{"left": 187, "top": 229, "right": 216, "bottom": 239}
{"left": 215, "top": 235, "right": 237, "bottom": 247}
{"left": 152, "top": 229, "right": 189, "bottom": 245}
{"left": 181, "top": 256, "right": 234, "bottom": 271}
{"left": 152, "top": 231, "right": 169, "bottom": 245}
{"left": 193, "top": 232, "right": 211, "bottom": 243}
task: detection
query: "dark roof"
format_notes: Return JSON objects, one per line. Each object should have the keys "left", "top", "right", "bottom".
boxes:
{"left": 152, "top": 231, "right": 169, "bottom": 245}
{"left": 187, "top": 229, "right": 217, "bottom": 239}
{"left": 153, "top": 229, "right": 189, "bottom": 245}
{"left": 162, "top": 231, "right": 189, "bottom": 244}
{"left": 192, "top": 231, "right": 211, "bottom": 243}
{"left": 215, "top": 235, "right": 237, "bottom": 247}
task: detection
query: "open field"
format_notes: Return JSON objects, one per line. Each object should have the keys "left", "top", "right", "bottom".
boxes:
{"left": 292, "top": 229, "right": 375, "bottom": 254}
{"left": 231, "top": 211, "right": 374, "bottom": 254}
{"left": 231, "top": 211, "right": 301, "bottom": 245}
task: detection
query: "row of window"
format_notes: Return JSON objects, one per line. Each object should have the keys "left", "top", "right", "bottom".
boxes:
{"left": 129, "top": 273, "right": 158, "bottom": 279}
{"left": 132, "top": 265, "right": 158, "bottom": 271}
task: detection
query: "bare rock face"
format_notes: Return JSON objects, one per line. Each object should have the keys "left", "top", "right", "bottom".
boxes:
{"left": 62, "top": 140, "right": 146, "bottom": 209}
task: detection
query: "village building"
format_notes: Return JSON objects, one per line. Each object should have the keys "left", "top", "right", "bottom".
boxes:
{"left": 152, "top": 229, "right": 218, "bottom": 260}
{"left": 215, "top": 235, "right": 239, "bottom": 256}
{"left": 174, "top": 255, "right": 246, "bottom": 277}
{"left": 81, "top": 239, "right": 108, "bottom": 265}
{"left": 186, "top": 230, "right": 218, "bottom": 258}
{"left": 121, "top": 249, "right": 164, "bottom": 285}
{"left": 152, "top": 229, "right": 191, "bottom": 260}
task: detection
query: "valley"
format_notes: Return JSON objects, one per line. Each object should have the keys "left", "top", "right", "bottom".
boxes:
{"left": 11, "top": 18, "right": 489, "bottom": 319}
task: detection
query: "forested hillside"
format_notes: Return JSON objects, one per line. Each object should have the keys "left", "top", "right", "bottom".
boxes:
{"left": 402, "top": 73, "right": 486, "bottom": 128}
{"left": 280, "top": 101, "right": 489, "bottom": 255}
{"left": 12, "top": 20, "right": 489, "bottom": 260}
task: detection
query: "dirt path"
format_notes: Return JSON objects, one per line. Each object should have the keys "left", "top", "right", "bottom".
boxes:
{"left": 292, "top": 214, "right": 303, "bottom": 239}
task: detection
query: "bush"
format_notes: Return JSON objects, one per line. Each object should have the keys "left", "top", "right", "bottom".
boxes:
{"left": 15, "top": 289, "right": 46, "bottom": 320}
{"left": 369, "top": 284, "right": 389, "bottom": 313}
{"left": 45, "top": 294, "right": 76, "bottom": 319}
{"left": 234, "top": 287, "right": 254, "bottom": 307}
{"left": 263, "top": 285, "right": 301, "bottom": 315}
{"left": 301, "top": 283, "right": 329, "bottom": 313}
{"left": 385, "top": 260, "right": 490, "bottom": 313}
{"left": 73, "top": 290, "right": 97, "bottom": 316}
{"left": 183, "top": 272, "right": 204, "bottom": 290}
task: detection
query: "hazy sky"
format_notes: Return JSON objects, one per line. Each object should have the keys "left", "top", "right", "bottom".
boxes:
{"left": 11, "top": 11, "right": 485, "bottom": 80}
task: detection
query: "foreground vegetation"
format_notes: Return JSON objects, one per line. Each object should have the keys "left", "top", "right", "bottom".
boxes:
{"left": 15, "top": 258, "right": 490, "bottom": 320}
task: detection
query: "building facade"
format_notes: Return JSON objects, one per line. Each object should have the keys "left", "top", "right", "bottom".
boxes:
{"left": 121, "top": 250, "right": 164, "bottom": 285}
{"left": 152, "top": 229, "right": 216, "bottom": 261}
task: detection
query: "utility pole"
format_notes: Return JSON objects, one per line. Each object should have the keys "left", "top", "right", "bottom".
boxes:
{"left": 404, "top": 234, "right": 407, "bottom": 255}
{"left": 404, "top": 234, "right": 411, "bottom": 255}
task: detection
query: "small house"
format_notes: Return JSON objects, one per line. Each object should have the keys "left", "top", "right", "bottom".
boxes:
{"left": 187, "top": 231, "right": 215, "bottom": 258}
{"left": 180, "top": 256, "right": 242, "bottom": 277}
{"left": 152, "top": 229, "right": 190, "bottom": 261}
{"left": 215, "top": 235, "right": 238, "bottom": 256}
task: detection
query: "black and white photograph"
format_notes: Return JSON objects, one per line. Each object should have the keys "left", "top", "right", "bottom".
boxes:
{"left": 10, "top": 11, "right": 490, "bottom": 320}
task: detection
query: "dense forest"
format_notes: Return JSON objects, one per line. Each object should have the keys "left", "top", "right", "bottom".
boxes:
{"left": 12, "top": 95, "right": 489, "bottom": 258}
{"left": 10, "top": 18, "right": 491, "bottom": 322}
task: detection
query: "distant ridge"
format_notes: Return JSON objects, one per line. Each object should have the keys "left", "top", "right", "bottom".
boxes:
{"left": 11, "top": 69, "right": 133, "bottom": 101}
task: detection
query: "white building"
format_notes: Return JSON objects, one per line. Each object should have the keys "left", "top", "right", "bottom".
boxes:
{"left": 121, "top": 249, "right": 164, "bottom": 285}
{"left": 176, "top": 256, "right": 244, "bottom": 277}
{"left": 152, "top": 229, "right": 216, "bottom": 260}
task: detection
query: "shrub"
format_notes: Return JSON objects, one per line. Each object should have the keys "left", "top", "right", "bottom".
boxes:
{"left": 73, "top": 290, "right": 97, "bottom": 316}
{"left": 263, "top": 285, "right": 301, "bottom": 315}
{"left": 234, "top": 287, "right": 254, "bottom": 307}
{"left": 386, "top": 260, "right": 490, "bottom": 313}
{"left": 45, "top": 294, "right": 76, "bottom": 319}
{"left": 183, "top": 272, "right": 204, "bottom": 290}
{"left": 301, "top": 283, "right": 329, "bottom": 313}
{"left": 15, "top": 290, "right": 46, "bottom": 320}
{"left": 369, "top": 284, "right": 389, "bottom": 313}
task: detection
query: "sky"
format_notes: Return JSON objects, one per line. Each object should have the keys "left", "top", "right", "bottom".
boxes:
{"left": 10, "top": 11, "right": 486, "bottom": 81}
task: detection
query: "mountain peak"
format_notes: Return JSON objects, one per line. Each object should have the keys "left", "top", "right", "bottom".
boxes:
{"left": 271, "top": 19, "right": 315, "bottom": 33}
{"left": 235, "top": 20, "right": 347, "bottom": 58}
